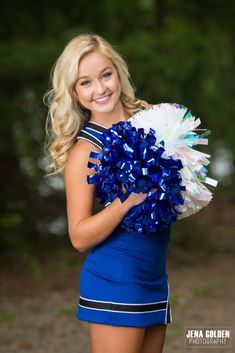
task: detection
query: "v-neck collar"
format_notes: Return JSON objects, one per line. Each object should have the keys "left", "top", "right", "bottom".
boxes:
{"left": 86, "top": 121, "right": 108, "bottom": 129}
{"left": 86, "top": 105, "right": 146, "bottom": 130}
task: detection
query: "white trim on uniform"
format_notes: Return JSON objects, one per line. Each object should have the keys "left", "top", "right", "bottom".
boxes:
{"left": 165, "top": 283, "right": 170, "bottom": 324}
{"left": 80, "top": 295, "right": 168, "bottom": 305}
{"left": 85, "top": 127, "right": 103, "bottom": 134}
{"left": 79, "top": 304, "right": 167, "bottom": 314}
{"left": 88, "top": 121, "right": 108, "bottom": 129}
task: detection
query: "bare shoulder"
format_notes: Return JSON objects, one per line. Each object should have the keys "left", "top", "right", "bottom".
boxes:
{"left": 69, "top": 138, "right": 100, "bottom": 159}
{"left": 64, "top": 139, "right": 101, "bottom": 183}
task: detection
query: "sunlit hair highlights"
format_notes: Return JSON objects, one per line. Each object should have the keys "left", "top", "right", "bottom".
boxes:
{"left": 43, "top": 32, "right": 149, "bottom": 176}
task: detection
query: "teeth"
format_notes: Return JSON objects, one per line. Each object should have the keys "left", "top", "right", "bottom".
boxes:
{"left": 95, "top": 95, "right": 110, "bottom": 102}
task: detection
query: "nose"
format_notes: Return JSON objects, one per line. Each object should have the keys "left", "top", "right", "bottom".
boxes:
{"left": 93, "top": 79, "right": 106, "bottom": 96}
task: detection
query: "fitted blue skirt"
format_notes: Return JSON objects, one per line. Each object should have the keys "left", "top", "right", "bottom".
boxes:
{"left": 77, "top": 225, "right": 172, "bottom": 327}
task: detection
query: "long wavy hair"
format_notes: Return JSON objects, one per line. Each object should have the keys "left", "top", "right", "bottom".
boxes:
{"left": 43, "top": 32, "right": 149, "bottom": 177}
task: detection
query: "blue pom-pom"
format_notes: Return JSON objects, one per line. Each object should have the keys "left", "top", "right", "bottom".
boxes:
{"left": 87, "top": 121, "right": 186, "bottom": 234}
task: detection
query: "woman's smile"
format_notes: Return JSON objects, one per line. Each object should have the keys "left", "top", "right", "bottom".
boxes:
{"left": 93, "top": 93, "right": 113, "bottom": 105}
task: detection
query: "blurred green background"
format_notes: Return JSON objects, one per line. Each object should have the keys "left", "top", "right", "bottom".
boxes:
{"left": 0, "top": 1, "right": 234, "bottom": 352}
{"left": 1, "top": 0, "right": 234, "bottom": 265}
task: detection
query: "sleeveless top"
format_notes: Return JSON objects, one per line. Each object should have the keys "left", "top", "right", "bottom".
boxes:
{"left": 76, "top": 105, "right": 147, "bottom": 149}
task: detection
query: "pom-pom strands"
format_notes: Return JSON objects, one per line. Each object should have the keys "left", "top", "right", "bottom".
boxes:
{"left": 128, "top": 103, "right": 218, "bottom": 219}
{"left": 87, "top": 103, "right": 218, "bottom": 233}
{"left": 87, "top": 121, "right": 186, "bottom": 234}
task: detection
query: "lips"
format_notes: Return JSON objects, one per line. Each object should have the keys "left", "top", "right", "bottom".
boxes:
{"left": 93, "top": 93, "right": 112, "bottom": 105}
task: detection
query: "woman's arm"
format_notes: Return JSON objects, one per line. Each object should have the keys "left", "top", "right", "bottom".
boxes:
{"left": 64, "top": 139, "right": 147, "bottom": 253}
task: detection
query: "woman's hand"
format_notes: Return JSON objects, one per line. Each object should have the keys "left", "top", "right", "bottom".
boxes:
{"left": 121, "top": 183, "right": 157, "bottom": 209}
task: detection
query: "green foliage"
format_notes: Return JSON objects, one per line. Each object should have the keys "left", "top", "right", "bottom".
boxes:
{"left": 1, "top": 0, "right": 234, "bottom": 256}
{"left": 0, "top": 309, "right": 16, "bottom": 322}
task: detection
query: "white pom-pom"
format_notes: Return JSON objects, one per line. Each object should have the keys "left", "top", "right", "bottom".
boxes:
{"left": 128, "top": 103, "right": 218, "bottom": 218}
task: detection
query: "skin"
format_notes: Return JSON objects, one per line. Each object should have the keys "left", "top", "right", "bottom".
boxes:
{"left": 66, "top": 49, "right": 167, "bottom": 353}
{"left": 88, "top": 323, "right": 167, "bottom": 353}
{"left": 74, "top": 50, "right": 131, "bottom": 127}
{"left": 141, "top": 324, "right": 167, "bottom": 353}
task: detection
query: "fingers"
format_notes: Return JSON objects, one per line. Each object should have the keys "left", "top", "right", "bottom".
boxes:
{"left": 122, "top": 184, "right": 157, "bottom": 195}
{"left": 147, "top": 188, "right": 157, "bottom": 196}
{"left": 121, "top": 183, "right": 127, "bottom": 193}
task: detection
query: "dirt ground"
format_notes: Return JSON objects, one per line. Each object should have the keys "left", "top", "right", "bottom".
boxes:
{"left": 0, "top": 247, "right": 234, "bottom": 353}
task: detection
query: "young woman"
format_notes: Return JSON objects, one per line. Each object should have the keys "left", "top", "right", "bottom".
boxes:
{"left": 44, "top": 33, "right": 172, "bottom": 353}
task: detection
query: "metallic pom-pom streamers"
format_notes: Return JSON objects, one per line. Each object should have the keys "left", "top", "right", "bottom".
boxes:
{"left": 87, "top": 121, "right": 186, "bottom": 234}
{"left": 129, "top": 103, "right": 218, "bottom": 218}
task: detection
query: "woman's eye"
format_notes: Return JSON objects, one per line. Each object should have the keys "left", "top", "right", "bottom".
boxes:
{"left": 80, "top": 72, "right": 112, "bottom": 86}
{"left": 103, "top": 72, "right": 112, "bottom": 78}
{"left": 81, "top": 80, "right": 90, "bottom": 86}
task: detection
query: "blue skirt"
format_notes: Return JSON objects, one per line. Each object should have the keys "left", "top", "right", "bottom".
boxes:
{"left": 77, "top": 225, "right": 172, "bottom": 327}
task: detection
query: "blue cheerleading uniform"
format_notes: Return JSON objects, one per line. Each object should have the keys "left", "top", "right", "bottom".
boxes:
{"left": 76, "top": 111, "right": 172, "bottom": 327}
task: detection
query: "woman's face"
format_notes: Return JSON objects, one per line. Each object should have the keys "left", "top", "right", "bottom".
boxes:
{"left": 74, "top": 50, "right": 122, "bottom": 116}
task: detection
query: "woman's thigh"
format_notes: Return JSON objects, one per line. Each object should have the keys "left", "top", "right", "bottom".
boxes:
{"left": 88, "top": 322, "right": 145, "bottom": 353}
{"left": 141, "top": 324, "right": 167, "bottom": 353}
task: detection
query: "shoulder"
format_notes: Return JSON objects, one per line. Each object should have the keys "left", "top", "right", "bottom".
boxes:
{"left": 72, "top": 138, "right": 100, "bottom": 155}
{"left": 69, "top": 138, "right": 101, "bottom": 163}
{"left": 65, "top": 139, "right": 101, "bottom": 177}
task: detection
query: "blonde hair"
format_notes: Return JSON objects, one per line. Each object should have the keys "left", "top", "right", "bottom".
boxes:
{"left": 43, "top": 32, "right": 149, "bottom": 177}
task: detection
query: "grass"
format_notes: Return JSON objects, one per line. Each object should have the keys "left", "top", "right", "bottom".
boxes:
{"left": 56, "top": 305, "right": 77, "bottom": 317}
{"left": 0, "top": 308, "right": 16, "bottom": 322}
{"left": 193, "top": 281, "right": 218, "bottom": 297}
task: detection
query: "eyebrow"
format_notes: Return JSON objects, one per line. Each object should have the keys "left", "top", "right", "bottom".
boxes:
{"left": 77, "top": 66, "right": 113, "bottom": 80}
